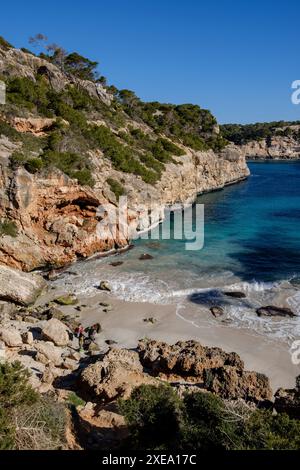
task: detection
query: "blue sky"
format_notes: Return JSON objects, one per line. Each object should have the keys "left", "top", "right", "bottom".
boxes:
{"left": 1, "top": 0, "right": 299, "bottom": 123}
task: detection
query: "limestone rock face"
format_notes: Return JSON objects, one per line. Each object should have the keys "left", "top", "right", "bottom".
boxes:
{"left": 203, "top": 366, "right": 272, "bottom": 403}
{"left": 0, "top": 265, "right": 46, "bottom": 304}
{"left": 0, "top": 45, "right": 250, "bottom": 272}
{"left": 0, "top": 150, "right": 249, "bottom": 271}
{"left": 78, "top": 348, "right": 158, "bottom": 402}
{"left": 137, "top": 339, "right": 272, "bottom": 404}
{"left": 11, "top": 117, "right": 56, "bottom": 136}
{"left": 0, "top": 46, "right": 113, "bottom": 105}
{"left": 0, "top": 327, "right": 23, "bottom": 347}
{"left": 239, "top": 133, "right": 300, "bottom": 160}
{"left": 0, "top": 135, "right": 21, "bottom": 159}
{"left": 42, "top": 318, "right": 70, "bottom": 346}
{"left": 275, "top": 379, "right": 300, "bottom": 419}
{"left": 137, "top": 339, "right": 244, "bottom": 380}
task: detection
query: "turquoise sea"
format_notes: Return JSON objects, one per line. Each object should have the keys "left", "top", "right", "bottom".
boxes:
{"left": 57, "top": 162, "right": 300, "bottom": 343}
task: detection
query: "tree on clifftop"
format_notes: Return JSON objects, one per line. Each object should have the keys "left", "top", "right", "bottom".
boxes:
{"left": 64, "top": 52, "right": 99, "bottom": 81}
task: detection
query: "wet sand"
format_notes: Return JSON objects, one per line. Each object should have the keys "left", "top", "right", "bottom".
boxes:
{"left": 41, "top": 286, "right": 300, "bottom": 393}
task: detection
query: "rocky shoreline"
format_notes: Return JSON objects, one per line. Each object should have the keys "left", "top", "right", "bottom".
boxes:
{"left": 0, "top": 264, "right": 299, "bottom": 448}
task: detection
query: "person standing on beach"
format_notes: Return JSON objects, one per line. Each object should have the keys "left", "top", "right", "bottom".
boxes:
{"left": 78, "top": 332, "right": 84, "bottom": 352}
{"left": 75, "top": 324, "right": 84, "bottom": 351}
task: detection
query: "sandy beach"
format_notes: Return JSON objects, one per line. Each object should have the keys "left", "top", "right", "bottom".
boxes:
{"left": 40, "top": 285, "right": 300, "bottom": 393}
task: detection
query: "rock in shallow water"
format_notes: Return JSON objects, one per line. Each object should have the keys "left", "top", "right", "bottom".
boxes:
{"left": 54, "top": 295, "right": 78, "bottom": 306}
{"left": 256, "top": 306, "right": 296, "bottom": 318}
{"left": 139, "top": 253, "right": 154, "bottom": 260}
{"left": 223, "top": 291, "right": 246, "bottom": 299}
{"left": 109, "top": 261, "right": 123, "bottom": 267}
{"left": 98, "top": 281, "right": 111, "bottom": 292}
{"left": 210, "top": 306, "right": 224, "bottom": 317}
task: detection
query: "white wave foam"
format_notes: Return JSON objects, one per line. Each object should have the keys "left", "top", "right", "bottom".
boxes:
{"left": 55, "top": 262, "right": 300, "bottom": 343}
{"left": 287, "top": 291, "right": 300, "bottom": 315}
{"left": 225, "top": 280, "right": 279, "bottom": 293}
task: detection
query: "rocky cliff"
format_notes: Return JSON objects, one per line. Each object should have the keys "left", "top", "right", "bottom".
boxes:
{"left": 0, "top": 42, "right": 249, "bottom": 271}
{"left": 222, "top": 122, "right": 300, "bottom": 160}
{"left": 240, "top": 133, "right": 300, "bottom": 160}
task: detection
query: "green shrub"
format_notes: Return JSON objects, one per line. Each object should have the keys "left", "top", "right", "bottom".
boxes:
{"left": 7, "top": 76, "right": 50, "bottom": 112}
{"left": 118, "top": 384, "right": 184, "bottom": 450}
{"left": 42, "top": 150, "right": 94, "bottom": 186}
{"left": 0, "top": 219, "right": 18, "bottom": 237}
{"left": 66, "top": 85, "right": 93, "bottom": 110}
{"left": 53, "top": 101, "right": 87, "bottom": 129}
{"left": 181, "top": 391, "right": 238, "bottom": 450}
{"left": 119, "top": 384, "right": 300, "bottom": 451}
{"left": 10, "top": 152, "right": 27, "bottom": 169}
{"left": 139, "top": 152, "right": 163, "bottom": 175}
{"left": 25, "top": 158, "right": 44, "bottom": 173}
{"left": 0, "top": 362, "right": 38, "bottom": 409}
{"left": 72, "top": 168, "right": 94, "bottom": 186}
{"left": 0, "top": 362, "right": 67, "bottom": 450}
{"left": 181, "top": 133, "right": 209, "bottom": 151}
{"left": 107, "top": 178, "right": 125, "bottom": 198}
{"left": 0, "top": 407, "right": 14, "bottom": 450}
{"left": 0, "top": 120, "right": 22, "bottom": 141}
{"left": 20, "top": 47, "right": 35, "bottom": 55}
{"left": 158, "top": 137, "right": 185, "bottom": 156}
{"left": 67, "top": 392, "right": 86, "bottom": 408}
{"left": 86, "top": 125, "right": 160, "bottom": 183}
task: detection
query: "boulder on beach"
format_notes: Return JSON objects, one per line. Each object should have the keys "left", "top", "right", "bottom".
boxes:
{"left": 110, "top": 261, "right": 124, "bottom": 267}
{"left": 256, "top": 306, "right": 296, "bottom": 318}
{"left": 54, "top": 295, "right": 78, "bottom": 306}
{"left": 42, "top": 318, "right": 70, "bottom": 346}
{"left": 0, "top": 264, "right": 46, "bottom": 305}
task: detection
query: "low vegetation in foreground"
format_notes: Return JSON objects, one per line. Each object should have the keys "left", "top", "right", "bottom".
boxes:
{"left": 0, "top": 362, "right": 67, "bottom": 450}
{"left": 119, "top": 384, "right": 300, "bottom": 451}
{"left": 0, "top": 359, "right": 300, "bottom": 450}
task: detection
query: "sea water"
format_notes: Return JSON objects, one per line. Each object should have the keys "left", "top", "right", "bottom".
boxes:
{"left": 55, "top": 162, "right": 300, "bottom": 344}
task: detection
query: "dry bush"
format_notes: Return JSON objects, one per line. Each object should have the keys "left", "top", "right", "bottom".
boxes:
{"left": 13, "top": 398, "right": 67, "bottom": 450}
